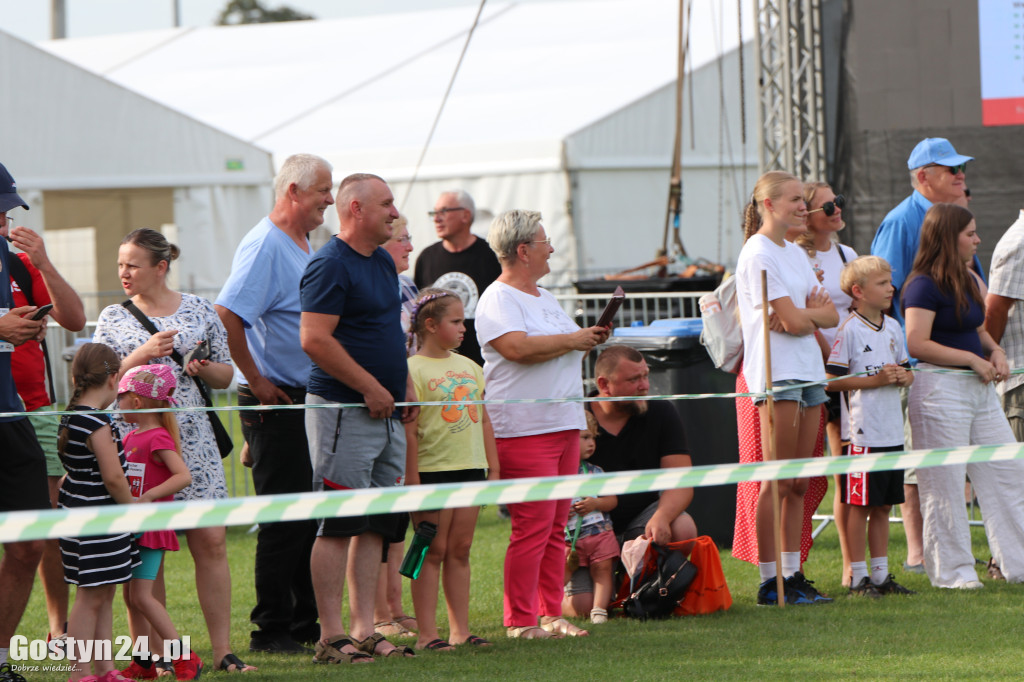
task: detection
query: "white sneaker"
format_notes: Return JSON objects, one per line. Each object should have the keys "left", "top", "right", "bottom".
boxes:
{"left": 590, "top": 608, "right": 608, "bottom": 624}
{"left": 952, "top": 579, "right": 984, "bottom": 590}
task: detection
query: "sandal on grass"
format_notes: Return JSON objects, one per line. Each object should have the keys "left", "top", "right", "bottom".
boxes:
{"left": 355, "top": 632, "right": 416, "bottom": 658}
{"left": 374, "top": 620, "right": 411, "bottom": 637}
{"left": 217, "top": 653, "right": 257, "bottom": 672}
{"left": 312, "top": 637, "right": 374, "bottom": 664}
{"left": 540, "top": 617, "right": 589, "bottom": 637}
{"left": 395, "top": 614, "right": 418, "bottom": 633}
{"left": 459, "top": 634, "right": 492, "bottom": 647}
{"left": 506, "top": 625, "right": 560, "bottom": 640}
{"left": 418, "top": 639, "right": 454, "bottom": 651}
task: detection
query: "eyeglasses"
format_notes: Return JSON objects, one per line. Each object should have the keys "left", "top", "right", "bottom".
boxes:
{"left": 427, "top": 207, "right": 467, "bottom": 218}
{"left": 806, "top": 194, "right": 846, "bottom": 217}
{"left": 393, "top": 235, "right": 412, "bottom": 244}
{"left": 531, "top": 238, "right": 552, "bottom": 246}
{"left": 925, "top": 163, "right": 967, "bottom": 175}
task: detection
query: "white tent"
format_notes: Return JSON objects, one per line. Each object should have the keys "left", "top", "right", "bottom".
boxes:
{"left": 39, "top": 0, "right": 755, "bottom": 288}
{"left": 1, "top": 29, "right": 273, "bottom": 313}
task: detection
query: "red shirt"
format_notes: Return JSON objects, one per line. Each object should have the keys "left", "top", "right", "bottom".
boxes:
{"left": 10, "top": 253, "right": 52, "bottom": 411}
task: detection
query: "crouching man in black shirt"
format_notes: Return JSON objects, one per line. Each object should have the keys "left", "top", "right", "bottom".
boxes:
{"left": 563, "top": 345, "right": 698, "bottom": 617}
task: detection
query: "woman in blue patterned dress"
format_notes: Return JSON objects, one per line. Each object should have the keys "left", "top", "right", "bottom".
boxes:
{"left": 93, "top": 228, "right": 255, "bottom": 673}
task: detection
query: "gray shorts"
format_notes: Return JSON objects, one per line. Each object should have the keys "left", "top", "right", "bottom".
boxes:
{"left": 305, "top": 393, "right": 406, "bottom": 538}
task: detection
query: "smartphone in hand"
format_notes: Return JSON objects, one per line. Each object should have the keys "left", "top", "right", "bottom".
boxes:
{"left": 29, "top": 304, "right": 53, "bottom": 321}
{"left": 183, "top": 339, "right": 211, "bottom": 365}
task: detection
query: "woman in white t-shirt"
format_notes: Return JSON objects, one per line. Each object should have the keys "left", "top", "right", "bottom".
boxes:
{"left": 795, "top": 182, "right": 858, "bottom": 586}
{"left": 475, "top": 209, "right": 609, "bottom": 640}
{"left": 735, "top": 171, "right": 839, "bottom": 605}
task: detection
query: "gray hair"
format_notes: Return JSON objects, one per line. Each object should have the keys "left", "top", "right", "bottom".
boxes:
{"left": 274, "top": 154, "right": 332, "bottom": 200}
{"left": 488, "top": 209, "right": 542, "bottom": 262}
{"left": 910, "top": 166, "right": 925, "bottom": 190}
{"left": 440, "top": 190, "right": 475, "bottom": 221}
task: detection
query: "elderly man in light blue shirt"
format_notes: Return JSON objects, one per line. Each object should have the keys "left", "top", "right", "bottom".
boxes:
{"left": 870, "top": 137, "right": 982, "bottom": 577}
{"left": 215, "top": 153, "right": 334, "bottom": 655}
{"left": 871, "top": 137, "right": 981, "bottom": 327}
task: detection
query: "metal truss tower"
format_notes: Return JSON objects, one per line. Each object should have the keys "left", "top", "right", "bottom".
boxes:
{"left": 753, "top": 0, "right": 826, "bottom": 179}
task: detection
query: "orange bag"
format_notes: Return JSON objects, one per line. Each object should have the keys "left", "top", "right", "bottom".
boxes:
{"left": 675, "top": 535, "right": 731, "bottom": 615}
{"left": 611, "top": 535, "right": 731, "bottom": 617}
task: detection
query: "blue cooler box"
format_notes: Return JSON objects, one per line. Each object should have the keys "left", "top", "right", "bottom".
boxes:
{"left": 609, "top": 318, "right": 738, "bottom": 547}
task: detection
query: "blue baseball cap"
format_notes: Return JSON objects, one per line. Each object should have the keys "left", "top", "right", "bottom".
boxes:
{"left": 906, "top": 138, "right": 973, "bottom": 170}
{"left": 0, "top": 162, "right": 29, "bottom": 213}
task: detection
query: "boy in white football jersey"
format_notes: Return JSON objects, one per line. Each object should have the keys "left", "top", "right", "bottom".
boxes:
{"left": 826, "top": 256, "right": 916, "bottom": 598}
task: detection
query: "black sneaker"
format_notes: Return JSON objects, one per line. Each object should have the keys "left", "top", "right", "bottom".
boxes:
{"left": 875, "top": 573, "right": 916, "bottom": 595}
{"left": 786, "top": 571, "right": 834, "bottom": 604}
{"left": 848, "top": 576, "right": 882, "bottom": 598}
{"left": 757, "top": 577, "right": 812, "bottom": 606}
{"left": 249, "top": 634, "right": 315, "bottom": 654}
{"left": 0, "top": 662, "right": 27, "bottom": 682}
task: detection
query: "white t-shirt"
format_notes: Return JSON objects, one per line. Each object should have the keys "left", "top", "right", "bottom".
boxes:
{"left": 826, "top": 312, "right": 908, "bottom": 446}
{"left": 736, "top": 234, "right": 826, "bottom": 398}
{"left": 805, "top": 242, "right": 857, "bottom": 347}
{"left": 475, "top": 281, "right": 586, "bottom": 438}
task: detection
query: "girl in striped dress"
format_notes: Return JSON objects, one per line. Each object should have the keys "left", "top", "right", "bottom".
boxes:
{"left": 58, "top": 343, "right": 139, "bottom": 682}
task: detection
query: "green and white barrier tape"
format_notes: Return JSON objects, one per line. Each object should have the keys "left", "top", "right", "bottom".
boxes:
{"left": 3, "top": 441, "right": 1021, "bottom": 543}
{"left": 1, "top": 366, "right": 1015, "bottom": 420}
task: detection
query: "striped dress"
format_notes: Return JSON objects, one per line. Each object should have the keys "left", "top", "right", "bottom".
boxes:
{"left": 58, "top": 406, "right": 140, "bottom": 586}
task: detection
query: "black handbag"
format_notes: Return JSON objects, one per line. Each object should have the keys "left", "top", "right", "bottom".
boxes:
{"left": 622, "top": 544, "right": 698, "bottom": 620}
{"left": 121, "top": 300, "right": 234, "bottom": 458}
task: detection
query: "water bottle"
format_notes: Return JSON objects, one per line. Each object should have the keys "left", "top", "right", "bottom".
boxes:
{"left": 399, "top": 521, "right": 438, "bottom": 579}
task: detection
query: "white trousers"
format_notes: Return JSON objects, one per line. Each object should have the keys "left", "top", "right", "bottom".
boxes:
{"left": 909, "top": 365, "right": 1024, "bottom": 587}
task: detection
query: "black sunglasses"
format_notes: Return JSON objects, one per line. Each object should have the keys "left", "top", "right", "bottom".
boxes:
{"left": 807, "top": 194, "right": 845, "bottom": 217}
{"left": 925, "top": 163, "right": 967, "bottom": 175}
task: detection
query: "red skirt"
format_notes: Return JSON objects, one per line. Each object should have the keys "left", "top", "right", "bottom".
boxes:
{"left": 731, "top": 366, "right": 827, "bottom": 565}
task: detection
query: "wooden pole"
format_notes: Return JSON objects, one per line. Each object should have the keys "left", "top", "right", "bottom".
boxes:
{"left": 761, "top": 269, "right": 785, "bottom": 608}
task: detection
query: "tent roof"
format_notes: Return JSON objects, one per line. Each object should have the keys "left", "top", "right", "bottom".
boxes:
{"left": 39, "top": 0, "right": 749, "bottom": 178}
{"left": 1, "top": 30, "right": 273, "bottom": 190}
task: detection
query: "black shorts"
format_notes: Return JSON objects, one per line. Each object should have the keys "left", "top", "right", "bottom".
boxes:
{"left": 0, "top": 418, "right": 51, "bottom": 513}
{"left": 418, "top": 468, "right": 488, "bottom": 485}
{"left": 839, "top": 444, "right": 905, "bottom": 507}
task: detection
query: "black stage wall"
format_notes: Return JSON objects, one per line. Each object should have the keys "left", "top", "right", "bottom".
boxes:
{"left": 828, "top": 0, "right": 1024, "bottom": 271}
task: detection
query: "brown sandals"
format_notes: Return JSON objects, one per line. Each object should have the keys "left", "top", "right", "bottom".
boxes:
{"left": 312, "top": 637, "right": 374, "bottom": 664}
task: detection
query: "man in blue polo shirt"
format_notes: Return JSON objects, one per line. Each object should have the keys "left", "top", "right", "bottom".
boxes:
{"left": 870, "top": 137, "right": 980, "bottom": 577}
{"left": 0, "top": 165, "right": 48, "bottom": 681}
{"left": 300, "top": 173, "right": 418, "bottom": 662}
{"left": 215, "top": 153, "right": 334, "bottom": 655}
{"left": 871, "top": 137, "right": 980, "bottom": 327}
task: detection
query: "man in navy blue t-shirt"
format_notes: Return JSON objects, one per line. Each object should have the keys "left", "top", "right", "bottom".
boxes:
{"left": 0, "top": 164, "right": 49, "bottom": 678}
{"left": 300, "top": 173, "right": 419, "bottom": 661}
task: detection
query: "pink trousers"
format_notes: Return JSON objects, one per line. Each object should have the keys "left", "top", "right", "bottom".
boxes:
{"left": 497, "top": 430, "right": 579, "bottom": 627}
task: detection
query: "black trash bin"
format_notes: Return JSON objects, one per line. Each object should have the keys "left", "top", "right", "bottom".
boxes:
{"left": 610, "top": 319, "right": 738, "bottom": 548}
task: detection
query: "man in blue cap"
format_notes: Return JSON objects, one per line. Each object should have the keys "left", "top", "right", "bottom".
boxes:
{"left": 0, "top": 161, "right": 49, "bottom": 682}
{"left": 872, "top": 137, "right": 980, "bottom": 326}
{"left": 870, "top": 138, "right": 982, "bottom": 580}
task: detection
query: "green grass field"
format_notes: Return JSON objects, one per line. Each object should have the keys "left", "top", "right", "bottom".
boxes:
{"left": 9, "top": 487, "right": 1024, "bottom": 681}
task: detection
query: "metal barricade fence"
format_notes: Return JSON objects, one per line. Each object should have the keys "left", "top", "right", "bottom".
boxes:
{"left": 551, "top": 290, "right": 708, "bottom": 382}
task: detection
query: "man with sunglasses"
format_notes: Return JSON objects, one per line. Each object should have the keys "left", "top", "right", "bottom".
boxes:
{"left": 870, "top": 138, "right": 982, "bottom": 579}
{"left": 414, "top": 190, "right": 501, "bottom": 365}
{"left": 871, "top": 137, "right": 981, "bottom": 326}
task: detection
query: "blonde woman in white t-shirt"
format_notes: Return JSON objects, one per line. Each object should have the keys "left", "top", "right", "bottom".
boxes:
{"left": 735, "top": 171, "right": 839, "bottom": 606}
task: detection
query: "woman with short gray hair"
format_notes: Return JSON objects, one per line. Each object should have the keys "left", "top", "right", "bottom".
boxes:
{"left": 476, "top": 209, "right": 609, "bottom": 639}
